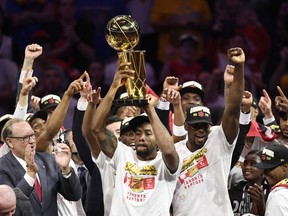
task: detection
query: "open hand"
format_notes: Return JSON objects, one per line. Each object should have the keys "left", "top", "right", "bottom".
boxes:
{"left": 25, "top": 143, "right": 38, "bottom": 175}
{"left": 88, "top": 87, "right": 102, "bottom": 104}
{"left": 54, "top": 143, "right": 71, "bottom": 171}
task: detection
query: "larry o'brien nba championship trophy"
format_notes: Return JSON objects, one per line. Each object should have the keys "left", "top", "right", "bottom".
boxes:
{"left": 105, "top": 15, "right": 148, "bottom": 106}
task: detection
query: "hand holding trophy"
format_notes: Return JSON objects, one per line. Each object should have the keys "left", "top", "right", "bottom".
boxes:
{"left": 105, "top": 15, "right": 148, "bottom": 106}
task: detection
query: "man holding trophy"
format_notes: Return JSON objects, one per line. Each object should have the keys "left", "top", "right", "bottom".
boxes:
{"left": 105, "top": 15, "right": 148, "bottom": 106}
{"left": 86, "top": 15, "right": 182, "bottom": 215}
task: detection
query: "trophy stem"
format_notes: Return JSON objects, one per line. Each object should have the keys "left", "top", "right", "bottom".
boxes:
{"left": 118, "top": 50, "right": 147, "bottom": 100}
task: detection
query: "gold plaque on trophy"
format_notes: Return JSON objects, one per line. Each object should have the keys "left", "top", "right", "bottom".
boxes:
{"left": 105, "top": 15, "right": 148, "bottom": 106}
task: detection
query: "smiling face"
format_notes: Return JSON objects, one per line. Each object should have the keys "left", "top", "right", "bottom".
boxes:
{"left": 119, "top": 131, "right": 135, "bottom": 149}
{"left": 185, "top": 122, "right": 210, "bottom": 151}
{"left": 30, "top": 118, "right": 46, "bottom": 139}
{"left": 242, "top": 153, "right": 263, "bottom": 184}
{"left": 134, "top": 123, "right": 157, "bottom": 160}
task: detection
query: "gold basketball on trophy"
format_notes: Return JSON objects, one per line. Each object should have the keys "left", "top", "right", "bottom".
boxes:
{"left": 105, "top": 15, "right": 140, "bottom": 51}
{"left": 105, "top": 15, "right": 147, "bottom": 106}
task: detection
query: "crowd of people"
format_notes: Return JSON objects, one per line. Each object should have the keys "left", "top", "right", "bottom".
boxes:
{"left": 0, "top": 0, "right": 287, "bottom": 119}
{"left": 0, "top": 0, "right": 288, "bottom": 216}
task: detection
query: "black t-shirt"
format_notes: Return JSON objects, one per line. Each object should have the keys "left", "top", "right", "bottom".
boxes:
{"left": 229, "top": 180, "right": 270, "bottom": 216}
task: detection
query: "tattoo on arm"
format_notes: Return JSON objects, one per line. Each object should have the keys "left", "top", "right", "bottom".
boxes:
{"left": 100, "top": 129, "right": 118, "bottom": 158}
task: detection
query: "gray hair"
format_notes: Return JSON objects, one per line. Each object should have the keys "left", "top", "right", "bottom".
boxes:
{"left": 1, "top": 118, "right": 23, "bottom": 142}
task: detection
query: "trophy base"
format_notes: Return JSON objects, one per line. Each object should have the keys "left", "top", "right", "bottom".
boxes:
{"left": 112, "top": 98, "right": 148, "bottom": 107}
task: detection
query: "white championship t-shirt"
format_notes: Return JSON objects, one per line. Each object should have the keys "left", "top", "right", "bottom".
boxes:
{"left": 108, "top": 142, "right": 182, "bottom": 216}
{"left": 92, "top": 151, "right": 115, "bottom": 216}
{"left": 173, "top": 125, "right": 236, "bottom": 216}
{"left": 265, "top": 186, "right": 288, "bottom": 216}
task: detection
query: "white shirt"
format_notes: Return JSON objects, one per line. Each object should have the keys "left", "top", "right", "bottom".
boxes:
{"left": 92, "top": 151, "right": 115, "bottom": 216}
{"left": 108, "top": 142, "right": 182, "bottom": 216}
{"left": 265, "top": 186, "right": 288, "bottom": 216}
{"left": 57, "top": 160, "right": 86, "bottom": 216}
{"left": 173, "top": 125, "right": 236, "bottom": 216}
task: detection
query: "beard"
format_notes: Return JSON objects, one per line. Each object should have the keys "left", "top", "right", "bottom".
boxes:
{"left": 136, "top": 145, "right": 156, "bottom": 159}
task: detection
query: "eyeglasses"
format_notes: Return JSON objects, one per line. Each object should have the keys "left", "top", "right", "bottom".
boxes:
{"left": 9, "top": 134, "right": 36, "bottom": 142}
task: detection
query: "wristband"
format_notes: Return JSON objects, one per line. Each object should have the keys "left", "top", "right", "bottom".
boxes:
{"left": 156, "top": 100, "right": 170, "bottom": 110}
{"left": 173, "top": 124, "right": 187, "bottom": 137}
{"left": 239, "top": 111, "right": 251, "bottom": 125}
{"left": 77, "top": 100, "right": 88, "bottom": 111}
{"left": 19, "top": 70, "right": 33, "bottom": 83}
{"left": 263, "top": 116, "right": 275, "bottom": 126}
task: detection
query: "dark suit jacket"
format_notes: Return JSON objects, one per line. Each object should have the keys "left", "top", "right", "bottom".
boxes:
{"left": 0, "top": 151, "right": 82, "bottom": 216}
{"left": 13, "top": 187, "right": 34, "bottom": 216}
{"left": 72, "top": 107, "right": 104, "bottom": 216}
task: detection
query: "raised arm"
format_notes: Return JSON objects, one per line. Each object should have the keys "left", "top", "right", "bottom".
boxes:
{"left": 168, "top": 88, "right": 185, "bottom": 143}
{"left": 92, "top": 62, "right": 134, "bottom": 158}
{"left": 13, "top": 70, "right": 38, "bottom": 119}
{"left": 82, "top": 87, "right": 102, "bottom": 159}
{"left": 36, "top": 72, "right": 86, "bottom": 152}
{"left": 222, "top": 48, "right": 245, "bottom": 144}
{"left": 259, "top": 89, "right": 275, "bottom": 122}
{"left": 156, "top": 76, "right": 180, "bottom": 135}
{"left": 145, "top": 94, "right": 179, "bottom": 173}
{"left": 230, "top": 91, "right": 253, "bottom": 169}
{"left": 16, "top": 44, "right": 42, "bottom": 112}
{"left": 275, "top": 86, "right": 288, "bottom": 114}
{"left": 223, "top": 64, "right": 235, "bottom": 107}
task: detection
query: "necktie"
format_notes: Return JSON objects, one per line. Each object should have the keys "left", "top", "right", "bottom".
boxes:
{"left": 35, "top": 178, "right": 42, "bottom": 202}
{"left": 78, "top": 166, "right": 88, "bottom": 207}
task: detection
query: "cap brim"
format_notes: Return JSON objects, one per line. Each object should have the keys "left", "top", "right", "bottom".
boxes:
{"left": 120, "top": 123, "right": 131, "bottom": 135}
{"left": 28, "top": 111, "right": 48, "bottom": 125}
{"left": 180, "top": 87, "right": 205, "bottom": 100}
{"left": 41, "top": 104, "right": 58, "bottom": 111}
{"left": 0, "top": 114, "right": 13, "bottom": 128}
{"left": 129, "top": 115, "right": 150, "bottom": 132}
{"left": 186, "top": 119, "right": 212, "bottom": 125}
{"left": 254, "top": 161, "right": 281, "bottom": 170}
{"left": 120, "top": 127, "right": 130, "bottom": 135}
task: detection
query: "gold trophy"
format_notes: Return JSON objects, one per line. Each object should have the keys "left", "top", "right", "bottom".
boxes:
{"left": 105, "top": 15, "right": 148, "bottom": 106}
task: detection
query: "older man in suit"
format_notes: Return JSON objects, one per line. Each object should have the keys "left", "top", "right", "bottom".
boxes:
{"left": 0, "top": 118, "right": 81, "bottom": 215}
